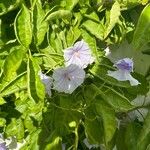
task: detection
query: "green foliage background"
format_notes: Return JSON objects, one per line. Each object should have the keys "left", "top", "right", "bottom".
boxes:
{"left": 0, "top": 0, "right": 150, "bottom": 149}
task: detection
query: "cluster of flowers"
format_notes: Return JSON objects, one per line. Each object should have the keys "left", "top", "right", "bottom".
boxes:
{"left": 40, "top": 41, "right": 140, "bottom": 96}
{"left": 39, "top": 40, "right": 95, "bottom": 96}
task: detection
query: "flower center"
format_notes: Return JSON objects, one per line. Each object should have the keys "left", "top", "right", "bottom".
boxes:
{"left": 74, "top": 51, "right": 80, "bottom": 58}
{"left": 116, "top": 61, "right": 132, "bottom": 71}
{"left": 64, "top": 73, "right": 71, "bottom": 81}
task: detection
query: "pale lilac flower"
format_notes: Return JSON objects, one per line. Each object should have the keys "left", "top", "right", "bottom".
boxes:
{"left": 52, "top": 64, "right": 85, "bottom": 94}
{"left": 0, "top": 134, "right": 6, "bottom": 150}
{"left": 64, "top": 40, "right": 94, "bottom": 68}
{"left": 0, "top": 143, "right": 6, "bottom": 150}
{"left": 5, "top": 136, "right": 26, "bottom": 150}
{"left": 107, "top": 58, "right": 140, "bottom": 86}
{"left": 39, "top": 72, "right": 53, "bottom": 97}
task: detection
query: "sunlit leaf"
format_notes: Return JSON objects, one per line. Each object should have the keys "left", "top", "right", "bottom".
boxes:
{"left": 14, "top": 4, "right": 32, "bottom": 48}
{"left": 132, "top": 4, "right": 150, "bottom": 50}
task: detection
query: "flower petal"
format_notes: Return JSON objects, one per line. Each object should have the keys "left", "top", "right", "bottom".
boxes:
{"left": 53, "top": 64, "right": 85, "bottom": 94}
{"left": 107, "top": 70, "right": 140, "bottom": 86}
{"left": 39, "top": 72, "right": 53, "bottom": 96}
{"left": 64, "top": 40, "right": 94, "bottom": 68}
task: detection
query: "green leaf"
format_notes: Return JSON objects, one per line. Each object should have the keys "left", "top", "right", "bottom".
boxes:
{"left": 33, "top": 2, "right": 48, "bottom": 46}
{"left": 66, "top": 26, "right": 81, "bottom": 46}
{"left": 14, "top": 5, "right": 32, "bottom": 48}
{"left": 0, "top": 46, "right": 25, "bottom": 85}
{"left": 137, "top": 111, "right": 150, "bottom": 150}
{"left": 0, "top": 118, "right": 6, "bottom": 127}
{"left": 45, "top": 131, "right": 62, "bottom": 150}
{"left": 81, "top": 29, "right": 99, "bottom": 61}
{"left": 0, "top": 0, "right": 21, "bottom": 16}
{"left": 65, "top": 0, "right": 79, "bottom": 10}
{"left": 132, "top": 4, "right": 150, "bottom": 50}
{"left": 91, "top": 84, "right": 134, "bottom": 111}
{"left": 84, "top": 118, "right": 104, "bottom": 144}
{"left": 27, "top": 57, "right": 45, "bottom": 102}
{"left": 45, "top": 10, "right": 72, "bottom": 22}
{"left": 48, "top": 26, "right": 63, "bottom": 54}
{"left": 6, "top": 118, "right": 24, "bottom": 140}
{"left": 0, "top": 72, "right": 27, "bottom": 97}
{"left": 95, "top": 99, "right": 117, "bottom": 144}
{"left": 104, "top": 1, "right": 121, "bottom": 38}
{"left": 0, "top": 97, "right": 6, "bottom": 105}
{"left": 82, "top": 20, "right": 104, "bottom": 40}
{"left": 125, "top": 122, "right": 142, "bottom": 150}
{"left": 24, "top": 129, "right": 41, "bottom": 150}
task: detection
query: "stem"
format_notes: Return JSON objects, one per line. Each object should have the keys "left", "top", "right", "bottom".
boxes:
{"left": 127, "top": 104, "right": 150, "bottom": 113}
{"left": 74, "top": 125, "right": 79, "bottom": 150}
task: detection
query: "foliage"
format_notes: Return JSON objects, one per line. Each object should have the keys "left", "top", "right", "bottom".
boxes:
{"left": 0, "top": 0, "right": 150, "bottom": 149}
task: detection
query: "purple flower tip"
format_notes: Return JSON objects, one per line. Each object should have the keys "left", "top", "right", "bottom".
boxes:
{"left": 115, "top": 58, "right": 133, "bottom": 72}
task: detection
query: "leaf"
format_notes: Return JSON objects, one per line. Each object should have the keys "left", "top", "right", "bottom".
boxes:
{"left": 0, "top": 46, "right": 25, "bottom": 86}
{"left": 104, "top": 1, "right": 121, "bottom": 38}
{"left": 27, "top": 57, "right": 45, "bottom": 102}
{"left": 82, "top": 20, "right": 104, "bottom": 40}
{"left": 0, "top": 72, "right": 27, "bottom": 97}
{"left": 65, "top": 0, "right": 79, "bottom": 10}
{"left": 91, "top": 84, "right": 134, "bottom": 111}
{"left": 132, "top": 4, "right": 150, "bottom": 50}
{"left": 48, "top": 26, "right": 63, "bottom": 54}
{"left": 0, "top": 118, "right": 6, "bottom": 127}
{"left": 95, "top": 99, "right": 117, "bottom": 144}
{"left": 0, "top": 0, "right": 21, "bottom": 16}
{"left": 66, "top": 26, "right": 81, "bottom": 46}
{"left": 45, "top": 131, "right": 62, "bottom": 150}
{"left": 45, "top": 10, "right": 72, "bottom": 22}
{"left": 137, "top": 111, "right": 150, "bottom": 150}
{"left": 84, "top": 118, "right": 104, "bottom": 144}
{"left": 6, "top": 118, "right": 24, "bottom": 140}
{"left": 14, "top": 5, "right": 32, "bottom": 48}
{"left": 125, "top": 122, "right": 142, "bottom": 150}
{"left": 81, "top": 29, "right": 99, "bottom": 61}
{"left": 0, "top": 97, "right": 6, "bottom": 105}
{"left": 33, "top": 2, "right": 48, "bottom": 46}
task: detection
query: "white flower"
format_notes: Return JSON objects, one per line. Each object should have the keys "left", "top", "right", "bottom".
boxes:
{"left": 39, "top": 72, "right": 53, "bottom": 97}
{"left": 52, "top": 64, "right": 85, "bottom": 94}
{"left": 107, "top": 58, "right": 140, "bottom": 86}
{"left": 64, "top": 40, "right": 94, "bottom": 68}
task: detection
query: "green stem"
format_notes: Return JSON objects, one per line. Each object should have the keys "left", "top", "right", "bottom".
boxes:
{"left": 74, "top": 125, "right": 79, "bottom": 150}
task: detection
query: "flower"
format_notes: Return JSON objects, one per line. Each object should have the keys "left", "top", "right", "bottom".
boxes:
{"left": 107, "top": 58, "right": 140, "bottom": 86}
{"left": 0, "top": 134, "right": 6, "bottom": 150}
{"left": 0, "top": 143, "right": 6, "bottom": 150}
{"left": 64, "top": 40, "right": 94, "bottom": 68}
{"left": 39, "top": 72, "right": 53, "bottom": 96}
{"left": 52, "top": 64, "right": 85, "bottom": 94}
